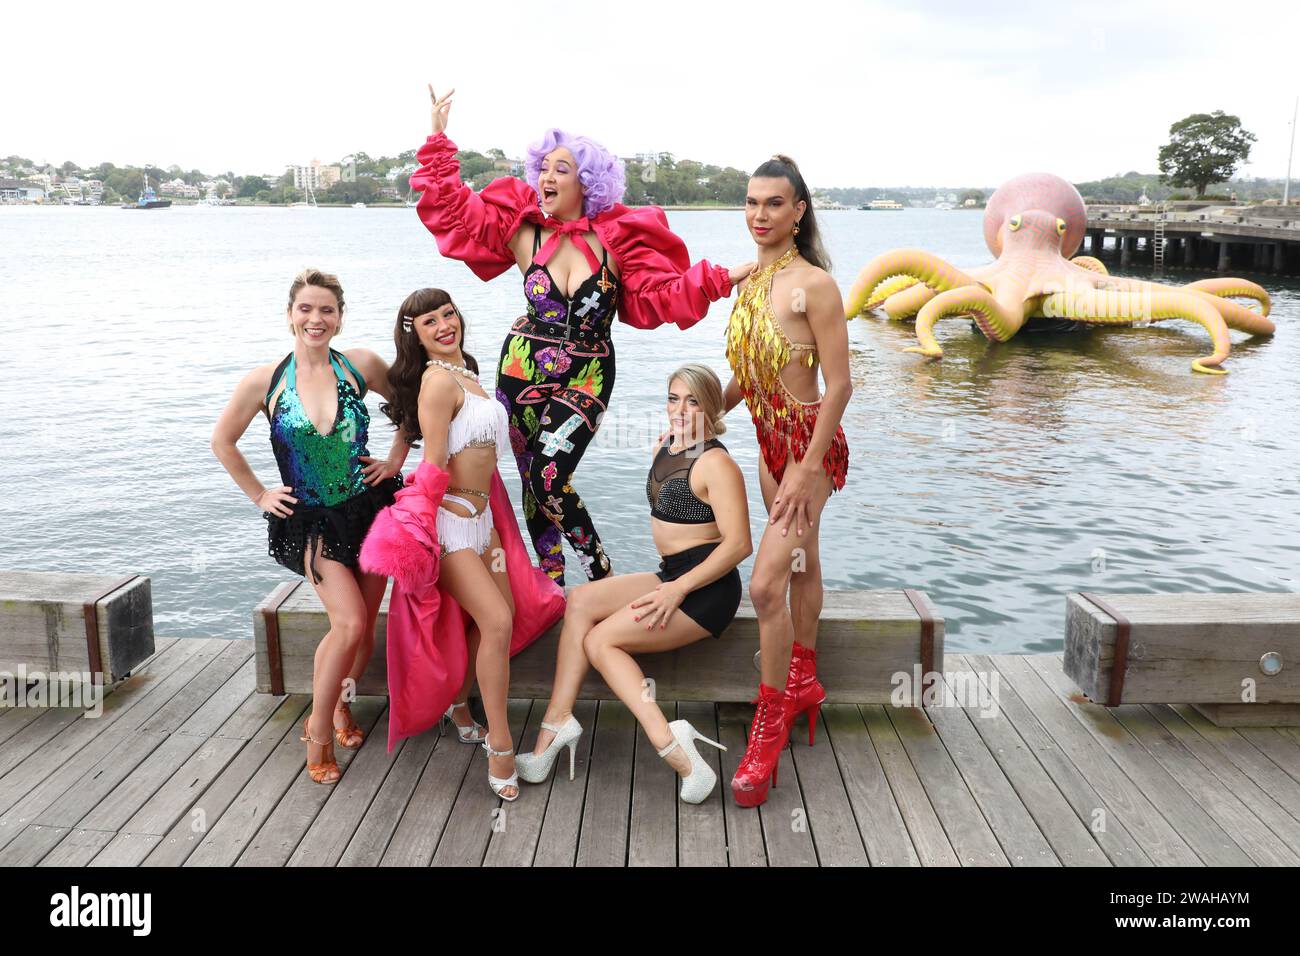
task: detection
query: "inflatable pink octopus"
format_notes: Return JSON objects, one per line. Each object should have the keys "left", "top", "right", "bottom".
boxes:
{"left": 845, "top": 173, "right": 1275, "bottom": 373}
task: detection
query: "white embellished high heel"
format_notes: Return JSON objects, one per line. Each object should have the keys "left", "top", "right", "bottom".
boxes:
{"left": 515, "top": 715, "right": 583, "bottom": 783}
{"left": 658, "top": 719, "right": 727, "bottom": 805}
{"left": 482, "top": 738, "right": 519, "bottom": 802}
{"left": 442, "top": 701, "right": 487, "bottom": 744}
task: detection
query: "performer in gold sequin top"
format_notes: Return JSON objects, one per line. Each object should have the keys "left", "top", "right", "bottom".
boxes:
{"left": 722, "top": 155, "right": 853, "bottom": 811}
{"left": 725, "top": 245, "right": 849, "bottom": 491}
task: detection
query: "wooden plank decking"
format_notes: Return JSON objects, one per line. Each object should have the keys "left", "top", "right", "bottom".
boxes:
{"left": 3, "top": 637, "right": 1300, "bottom": 867}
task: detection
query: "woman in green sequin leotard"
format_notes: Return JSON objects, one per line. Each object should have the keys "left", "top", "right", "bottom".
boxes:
{"left": 212, "top": 268, "right": 410, "bottom": 785}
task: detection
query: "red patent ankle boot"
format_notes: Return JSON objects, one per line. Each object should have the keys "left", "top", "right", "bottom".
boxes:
{"left": 731, "top": 683, "right": 790, "bottom": 808}
{"left": 784, "top": 641, "right": 827, "bottom": 746}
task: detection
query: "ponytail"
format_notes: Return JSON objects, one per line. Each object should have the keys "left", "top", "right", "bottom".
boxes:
{"left": 751, "top": 154, "right": 831, "bottom": 273}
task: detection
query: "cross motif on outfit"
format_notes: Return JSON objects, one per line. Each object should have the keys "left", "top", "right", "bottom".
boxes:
{"left": 596, "top": 268, "right": 613, "bottom": 294}
{"left": 574, "top": 291, "right": 602, "bottom": 318}
{"left": 539, "top": 414, "right": 582, "bottom": 456}
{"left": 541, "top": 494, "right": 565, "bottom": 518}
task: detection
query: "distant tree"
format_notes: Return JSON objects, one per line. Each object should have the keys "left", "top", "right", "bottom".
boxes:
{"left": 959, "top": 189, "right": 985, "bottom": 205}
{"left": 239, "top": 176, "right": 269, "bottom": 198}
{"left": 60, "top": 160, "right": 79, "bottom": 176}
{"left": 487, "top": 148, "right": 505, "bottom": 160}
{"left": 457, "top": 150, "right": 495, "bottom": 182}
{"left": 278, "top": 170, "right": 296, "bottom": 188}
{"left": 712, "top": 168, "right": 749, "bottom": 205}
{"left": 322, "top": 177, "right": 378, "bottom": 204}
{"left": 1157, "top": 111, "right": 1255, "bottom": 198}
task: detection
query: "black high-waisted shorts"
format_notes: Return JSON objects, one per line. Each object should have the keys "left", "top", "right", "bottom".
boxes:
{"left": 656, "top": 541, "right": 742, "bottom": 639}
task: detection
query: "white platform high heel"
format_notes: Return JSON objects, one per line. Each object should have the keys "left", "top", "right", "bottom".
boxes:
{"left": 482, "top": 738, "right": 519, "bottom": 802}
{"left": 515, "top": 715, "right": 583, "bottom": 783}
{"left": 442, "top": 701, "right": 487, "bottom": 744}
{"left": 658, "top": 719, "right": 727, "bottom": 805}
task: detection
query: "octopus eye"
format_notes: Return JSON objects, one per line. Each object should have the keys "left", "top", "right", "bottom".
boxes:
{"left": 1008, "top": 215, "right": 1022, "bottom": 231}
{"left": 1056, "top": 218, "right": 1067, "bottom": 235}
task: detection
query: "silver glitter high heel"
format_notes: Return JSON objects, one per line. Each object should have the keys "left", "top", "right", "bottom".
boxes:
{"left": 658, "top": 719, "right": 726, "bottom": 805}
{"left": 515, "top": 715, "right": 583, "bottom": 783}
{"left": 482, "top": 738, "right": 519, "bottom": 802}
{"left": 442, "top": 701, "right": 487, "bottom": 744}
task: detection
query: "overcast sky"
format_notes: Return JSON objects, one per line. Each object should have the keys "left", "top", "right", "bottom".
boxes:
{"left": 7, "top": 0, "right": 1297, "bottom": 188}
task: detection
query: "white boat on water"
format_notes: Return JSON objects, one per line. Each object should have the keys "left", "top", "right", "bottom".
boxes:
{"left": 859, "top": 198, "right": 905, "bottom": 211}
{"left": 353, "top": 202, "right": 367, "bottom": 209}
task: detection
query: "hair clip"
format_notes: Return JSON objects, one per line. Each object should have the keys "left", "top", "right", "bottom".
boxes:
{"left": 401, "top": 316, "right": 413, "bottom": 332}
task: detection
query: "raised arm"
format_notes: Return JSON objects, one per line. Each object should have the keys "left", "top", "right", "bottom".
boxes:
{"left": 599, "top": 206, "right": 753, "bottom": 331}
{"left": 211, "top": 365, "right": 297, "bottom": 516}
{"left": 409, "top": 85, "right": 538, "bottom": 281}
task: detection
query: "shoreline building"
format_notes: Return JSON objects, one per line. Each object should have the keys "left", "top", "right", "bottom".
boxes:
{"left": 160, "top": 178, "right": 201, "bottom": 199}
{"left": 0, "top": 179, "right": 45, "bottom": 203}
{"left": 290, "top": 160, "right": 342, "bottom": 192}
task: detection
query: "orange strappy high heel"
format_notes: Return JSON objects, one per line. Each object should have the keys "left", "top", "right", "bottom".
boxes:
{"left": 334, "top": 701, "right": 364, "bottom": 749}
{"left": 301, "top": 718, "right": 341, "bottom": 784}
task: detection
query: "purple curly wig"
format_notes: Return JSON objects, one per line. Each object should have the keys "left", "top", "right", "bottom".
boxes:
{"left": 525, "top": 128, "right": 626, "bottom": 217}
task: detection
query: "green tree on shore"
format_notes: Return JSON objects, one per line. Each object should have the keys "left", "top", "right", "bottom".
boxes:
{"left": 238, "top": 176, "right": 268, "bottom": 198}
{"left": 1157, "top": 111, "right": 1255, "bottom": 198}
{"left": 322, "top": 177, "right": 378, "bottom": 204}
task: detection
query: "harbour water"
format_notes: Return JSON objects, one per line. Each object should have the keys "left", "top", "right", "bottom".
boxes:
{"left": 2, "top": 204, "right": 1297, "bottom": 651}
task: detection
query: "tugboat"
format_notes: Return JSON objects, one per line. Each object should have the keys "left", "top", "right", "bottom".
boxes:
{"left": 122, "top": 171, "right": 171, "bottom": 210}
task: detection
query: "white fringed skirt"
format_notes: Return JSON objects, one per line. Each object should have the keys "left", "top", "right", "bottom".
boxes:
{"left": 437, "top": 494, "right": 494, "bottom": 557}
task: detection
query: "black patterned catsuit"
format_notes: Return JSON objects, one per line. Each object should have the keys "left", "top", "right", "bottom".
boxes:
{"left": 494, "top": 225, "right": 619, "bottom": 585}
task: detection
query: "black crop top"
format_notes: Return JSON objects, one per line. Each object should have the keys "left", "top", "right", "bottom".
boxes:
{"left": 646, "top": 437, "right": 725, "bottom": 524}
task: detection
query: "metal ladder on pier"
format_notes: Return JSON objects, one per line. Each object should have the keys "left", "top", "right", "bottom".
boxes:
{"left": 1152, "top": 203, "right": 1167, "bottom": 276}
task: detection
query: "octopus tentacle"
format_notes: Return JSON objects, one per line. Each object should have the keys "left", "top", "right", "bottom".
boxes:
{"left": 845, "top": 249, "right": 979, "bottom": 318}
{"left": 1182, "top": 277, "right": 1272, "bottom": 317}
{"left": 882, "top": 281, "right": 938, "bottom": 320}
{"left": 1041, "top": 288, "right": 1231, "bottom": 375}
{"left": 872, "top": 275, "right": 921, "bottom": 302}
{"left": 906, "top": 286, "right": 1025, "bottom": 358}
{"left": 1085, "top": 275, "right": 1275, "bottom": 336}
{"left": 1070, "top": 255, "right": 1108, "bottom": 275}
{"left": 1193, "top": 292, "right": 1276, "bottom": 336}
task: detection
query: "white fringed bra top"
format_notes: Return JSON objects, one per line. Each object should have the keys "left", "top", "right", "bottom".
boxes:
{"left": 442, "top": 371, "right": 510, "bottom": 462}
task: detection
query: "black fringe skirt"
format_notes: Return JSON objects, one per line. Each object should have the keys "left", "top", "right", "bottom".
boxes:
{"left": 264, "top": 476, "right": 402, "bottom": 584}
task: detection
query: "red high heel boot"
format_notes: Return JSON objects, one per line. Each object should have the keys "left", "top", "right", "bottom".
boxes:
{"left": 731, "top": 683, "right": 790, "bottom": 808}
{"left": 784, "top": 641, "right": 827, "bottom": 746}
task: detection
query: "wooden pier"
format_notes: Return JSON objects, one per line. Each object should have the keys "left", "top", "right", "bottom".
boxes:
{"left": 3, "top": 635, "right": 1300, "bottom": 867}
{"left": 1084, "top": 202, "right": 1300, "bottom": 275}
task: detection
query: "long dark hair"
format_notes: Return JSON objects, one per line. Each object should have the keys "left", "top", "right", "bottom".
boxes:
{"left": 381, "top": 288, "right": 479, "bottom": 446}
{"left": 751, "top": 154, "right": 831, "bottom": 273}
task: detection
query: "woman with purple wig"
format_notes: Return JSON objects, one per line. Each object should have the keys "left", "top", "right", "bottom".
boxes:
{"left": 410, "top": 85, "right": 754, "bottom": 586}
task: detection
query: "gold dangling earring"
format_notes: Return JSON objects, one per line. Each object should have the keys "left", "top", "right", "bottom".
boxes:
{"left": 793, "top": 221, "right": 801, "bottom": 237}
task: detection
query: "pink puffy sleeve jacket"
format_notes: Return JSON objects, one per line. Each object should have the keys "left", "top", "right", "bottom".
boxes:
{"left": 410, "top": 132, "right": 733, "bottom": 331}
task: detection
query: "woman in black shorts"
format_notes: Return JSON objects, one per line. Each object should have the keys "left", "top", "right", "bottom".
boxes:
{"left": 515, "top": 363, "right": 751, "bottom": 804}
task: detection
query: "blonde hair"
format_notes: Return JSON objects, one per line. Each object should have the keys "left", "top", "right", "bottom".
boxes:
{"left": 287, "top": 267, "right": 345, "bottom": 314}
{"left": 668, "top": 363, "right": 727, "bottom": 436}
